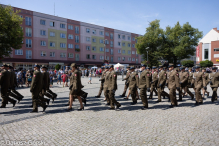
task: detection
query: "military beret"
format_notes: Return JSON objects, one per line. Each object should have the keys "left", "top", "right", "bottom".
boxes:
{"left": 152, "top": 66, "right": 157, "bottom": 69}
{"left": 2, "top": 63, "right": 8, "bottom": 67}
{"left": 70, "top": 63, "right": 77, "bottom": 68}
{"left": 141, "top": 64, "right": 146, "bottom": 67}
{"left": 158, "top": 65, "right": 163, "bottom": 68}
{"left": 146, "top": 67, "right": 150, "bottom": 69}
{"left": 109, "top": 65, "right": 114, "bottom": 68}
{"left": 129, "top": 66, "right": 135, "bottom": 70}
{"left": 212, "top": 67, "right": 217, "bottom": 70}
{"left": 194, "top": 65, "right": 201, "bottom": 69}
{"left": 163, "top": 67, "right": 166, "bottom": 69}
{"left": 180, "top": 66, "right": 185, "bottom": 69}
{"left": 188, "top": 67, "right": 192, "bottom": 70}
{"left": 101, "top": 66, "right": 105, "bottom": 69}
{"left": 41, "top": 65, "right": 47, "bottom": 69}
{"left": 126, "top": 66, "right": 130, "bottom": 68}
{"left": 34, "top": 64, "right": 40, "bottom": 68}
{"left": 168, "top": 63, "right": 174, "bottom": 68}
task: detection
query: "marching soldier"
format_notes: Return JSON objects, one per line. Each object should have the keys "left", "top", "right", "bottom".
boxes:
{"left": 30, "top": 64, "right": 47, "bottom": 112}
{"left": 208, "top": 67, "right": 219, "bottom": 102}
{"left": 167, "top": 63, "right": 180, "bottom": 108}
{"left": 149, "top": 66, "right": 158, "bottom": 99}
{"left": 0, "top": 63, "right": 16, "bottom": 108}
{"left": 121, "top": 66, "right": 130, "bottom": 98}
{"left": 193, "top": 65, "right": 206, "bottom": 106}
{"left": 157, "top": 65, "right": 169, "bottom": 102}
{"left": 68, "top": 63, "right": 85, "bottom": 111}
{"left": 95, "top": 66, "right": 106, "bottom": 98}
{"left": 128, "top": 66, "right": 139, "bottom": 105}
{"left": 138, "top": 64, "right": 150, "bottom": 110}
{"left": 202, "top": 68, "right": 209, "bottom": 98}
{"left": 184, "top": 67, "right": 194, "bottom": 99}
{"left": 103, "top": 66, "right": 111, "bottom": 105}
{"left": 108, "top": 65, "right": 121, "bottom": 110}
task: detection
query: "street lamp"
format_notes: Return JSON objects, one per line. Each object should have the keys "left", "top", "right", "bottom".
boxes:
{"left": 145, "top": 47, "right": 149, "bottom": 67}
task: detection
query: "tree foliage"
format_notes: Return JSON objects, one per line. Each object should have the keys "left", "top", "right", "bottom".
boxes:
{"left": 181, "top": 60, "right": 194, "bottom": 67}
{"left": 0, "top": 5, "right": 23, "bottom": 59}
{"left": 200, "top": 60, "right": 213, "bottom": 67}
{"left": 136, "top": 20, "right": 203, "bottom": 67}
{"left": 55, "top": 64, "right": 61, "bottom": 70}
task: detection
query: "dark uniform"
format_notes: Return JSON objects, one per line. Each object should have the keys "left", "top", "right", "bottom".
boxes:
{"left": 149, "top": 66, "right": 158, "bottom": 99}
{"left": 139, "top": 65, "right": 150, "bottom": 109}
{"left": 128, "top": 66, "right": 139, "bottom": 105}
{"left": 103, "top": 66, "right": 111, "bottom": 105}
{"left": 121, "top": 67, "right": 131, "bottom": 97}
{"left": 208, "top": 67, "right": 219, "bottom": 102}
{"left": 96, "top": 66, "right": 106, "bottom": 97}
{"left": 157, "top": 66, "right": 169, "bottom": 102}
{"left": 46, "top": 70, "right": 57, "bottom": 99}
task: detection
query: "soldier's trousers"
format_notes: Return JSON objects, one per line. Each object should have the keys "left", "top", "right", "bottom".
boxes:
{"left": 108, "top": 90, "right": 120, "bottom": 108}
{"left": 130, "top": 88, "right": 137, "bottom": 102}
{"left": 194, "top": 87, "right": 202, "bottom": 103}
{"left": 140, "top": 88, "right": 148, "bottom": 107}
{"left": 32, "top": 92, "right": 46, "bottom": 111}
{"left": 11, "top": 88, "right": 23, "bottom": 97}
{"left": 41, "top": 89, "right": 53, "bottom": 99}
{"left": 179, "top": 86, "right": 194, "bottom": 99}
{"left": 157, "top": 87, "right": 169, "bottom": 101}
{"left": 97, "top": 83, "right": 103, "bottom": 96}
{"left": 104, "top": 88, "right": 110, "bottom": 104}
{"left": 122, "top": 83, "right": 129, "bottom": 96}
{"left": 1, "top": 91, "right": 16, "bottom": 106}
{"left": 169, "top": 88, "right": 177, "bottom": 106}
{"left": 8, "top": 90, "right": 20, "bottom": 100}
{"left": 47, "top": 89, "right": 57, "bottom": 98}
{"left": 211, "top": 87, "right": 218, "bottom": 101}
{"left": 149, "top": 84, "right": 157, "bottom": 98}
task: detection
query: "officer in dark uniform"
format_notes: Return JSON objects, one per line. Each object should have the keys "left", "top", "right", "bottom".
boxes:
{"left": 121, "top": 66, "right": 130, "bottom": 98}
{"left": 128, "top": 66, "right": 139, "bottom": 105}
{"left": 0, "top": 63, "right": 16, "bottom": 108}
{"left": 30, "top": 64, "right": 47, "bottom": 113}
{"left": 96, "top": 66, "right": 106, "bottom": 98}
{"left": 149, "top": 66, "right": 158, "bottom": 99}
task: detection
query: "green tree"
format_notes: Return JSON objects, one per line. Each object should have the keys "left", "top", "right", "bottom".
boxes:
{"left": 0, "top": 5, "right": 23, "bottom": 59}
{"left": 200, "top": 60, "right": 213, "bottom": 67}
{"left": 136, "top": 20, "right": 164, "bottom": 67}
{"left": 181, "top": 60, "right": 194, "bottom": 67}
{"left": 55, "top": 64, "right": 61, "bottom": 70}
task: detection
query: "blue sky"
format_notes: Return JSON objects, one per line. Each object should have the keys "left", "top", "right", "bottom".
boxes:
{"left": 1, "top": 0, "right": 219, "bottom": 36}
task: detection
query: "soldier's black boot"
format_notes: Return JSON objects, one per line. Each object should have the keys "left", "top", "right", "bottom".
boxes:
{"left": 116, "top": 104, "right": 121, "bottom": 109}
{"left": 120, "top": 94, "right": 126, "bottom": 97}
{"left": 169, "top": 104, "right": 174, "bottom": 108}
{"left": 43, "top": 105, "right": 48, "bottom": 112}
{"left": 12, "top": 100, "right": 16, "bottom": 107}
{"left": 141, "top": 106, "right": 148, "bottom": 110}
{"left": 46, "top": 99, "right": 50, "bottom": 105}
{"left": 194, "top": 101, "right": 199, "bottom": 106}
{"left": 95, "top": 95, "right": 100, "bottom": 98}
{"left": 0, "top": 105, "right": 6, "bottom": 108}
{"left": 130, "top": 101, "right": 137, "bottom": 105}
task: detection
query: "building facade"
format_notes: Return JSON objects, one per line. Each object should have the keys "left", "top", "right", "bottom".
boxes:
{"left": 3, "top": 6, "right": 142, "bottom": 70}
{"left": 197, "top": 27, "right": 219, "bottom": 67}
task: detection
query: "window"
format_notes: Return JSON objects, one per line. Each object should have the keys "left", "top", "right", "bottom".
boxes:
{"left": 118, "top": 49, "right": 121, "bottom": 53}
{"left": 60, "top": 33, "right": 66, "bottom": 38}
{"left": 50, "top": 42, "right": 55, "bottom": 47}
{"left": 41, "top": 41, "right": 46, "bottom": 46}
{"left": 132, "top": 37, "right": 135, "bottom": 41}
{"left": 110, "top": 56, "right": 113, "bottom": 62}
{"left": 92, "top": 55, "right": 96, "bottom": 59}
{"left": 136, "top": 59, "right": 138, "bottom": 63}
{"left": 105, "top": 32, "right": 109, "bottom": 36}
{"left": 68, "top": 25, "right": 73, "bottom": 30}
{"left": 41, "top": 51, "right": 46, "bottom": 57}
{"left": 122, "top": 43, "right": 125, "bottom": 46}
{"left": 128, "top": 50, "right": 131, "bottom": 54}
{"left": 92, "top": 38, "right": 96, "bottom": 43}
{"left": 68, "top": 34, "right": 73, "bottom": 39}
{"left": 128, "top": 57, "right": 131, "bottom": 61}
{"left": 68, "top": 53, "right": 74, "bottom": 58}
{"left": 86, "top": 46, "right": 90, "bottom": 50}
{"left": 118, "top": 34, "right": 121, "bottom": 38}
{"left": 86, "top": 54, "right": 90, "bottom": 59}
{"left": 99, "top": 31, "right": 104, "bottom": 35}
{"left": 60, "top": 43, "right": 66, "bottom": 48}
{"left": 132, "top": 44, "right": 135, "bottom": 48}
{"left": 110, "top": 33, "right": 113, "bottom": 39}
{"left": 50, "top": 32, "right": 55, "bottom": 37}
{"left": 100, "top": 56, "right": 104, "bottom": 60}
{"left": 86, "top": 28, "right": 90, "bottom": 33}
{"left": 122, "top": 50, "right": 125, "bottom": 54}
{"left": 25, "top": 17, "right": 31, "bottom": 26}
{"left": 86, "top": 37, "right": 90, "bottom": 42}
{"left": 92, "top": 46, "right": 96, "bottom": 51}
{"left": 214, "top": 48, "right": 219, "bottom": 51}
{"left": 26, "top": 50, "right": 32, "bottom": 59}
{"left": 76, "top": 54, "right": 80, "bottom": 61}
{"left": 40, "top": 20, "right": 46, "bottom": 25}
{"left": 204, "top": 49, "right": 208, "bottom": 59}
{"left": 92, "top": 30, "right": 96, "bottom": 34}
{"left": 100, "top": 47, "right": 104, "bottom": 52}
{"left": 132, "top": 51, "right": 135, "bottom": 54}
{"left": 26, "top": 39, "right": 32, "bottom": 48}
{"left": 118, "top": 57, "right": 121, "bottom": 61}
{"left": 132, "top": 58, "right": 135, "bottom": 61}
{"left": 110, "top": 49, "right": 113, "bottom": 55}
{"left": 40, "top": 30, "right": 46, "bottom": 36}
{"left": 75, "top": 35, "right": 79, "bottom": 43}
{"left": 99, "top": 39, "right": 103, "bottom": 43}
{"left": 50, "top": 22, "right": 55, "bottom": 27}
{"left": 122, "top": 57, "right": 125, "bottom": 61}
{"left": 106, "top": 56, "right": 109, "bottom": 60}
{"left": 118, "top": 42, "right": 121, "bottom": 46}
{"left": 60, "top": 23, "right": 66, "bottom": 28}
{"left": 25, "top": 28, "right": 32, "bottom": 37}
{"left": 122, "top": 35, "right": 125, "bottom": 39}
{"left": 105, "top": 48, "right": 109, "bottom": 52}
{"left": 75, "top": 26, "right": 79, "bottom": 33}
{"left": 105, "top": 40, "right": 109, "bottom": 44}
{"left": 60, "top": 53, "right": 66, "bottom": 58}
{"left": 68, "top": 44, "right": 73, "bottom": 49}
{"left": 128, "top": 36, "right": 131, "bottom": 40}
{"left": 110, "top": 41, "right": 113, "bottom": 47}
{"left": 50, "top": 52, "right": 55, "bottom": 57}
{"left": 15, "top": 50, "right": 23, "bottom": 55}
{"left": 75, "top": 45, "right": 79, "bottom": 49}
{"left": 128, "top": 43, "right": 131, "bottom": 47}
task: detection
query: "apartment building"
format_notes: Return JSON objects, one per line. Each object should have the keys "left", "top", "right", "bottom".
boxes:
{"left": 3, "top": 6, "right": 142, "bottom": 69}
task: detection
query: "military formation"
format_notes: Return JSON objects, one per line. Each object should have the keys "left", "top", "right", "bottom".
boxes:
{"left": 1, "top": 62, "right": 219, "bottom": 112}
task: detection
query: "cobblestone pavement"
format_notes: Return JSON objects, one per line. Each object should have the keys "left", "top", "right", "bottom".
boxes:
{"left": 0, "top": 76, "right": 219, "bottom": 146}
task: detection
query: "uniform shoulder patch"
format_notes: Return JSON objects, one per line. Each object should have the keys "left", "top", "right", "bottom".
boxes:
{"left": 75, "top": 74, "right": 77, "bottom": 76}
